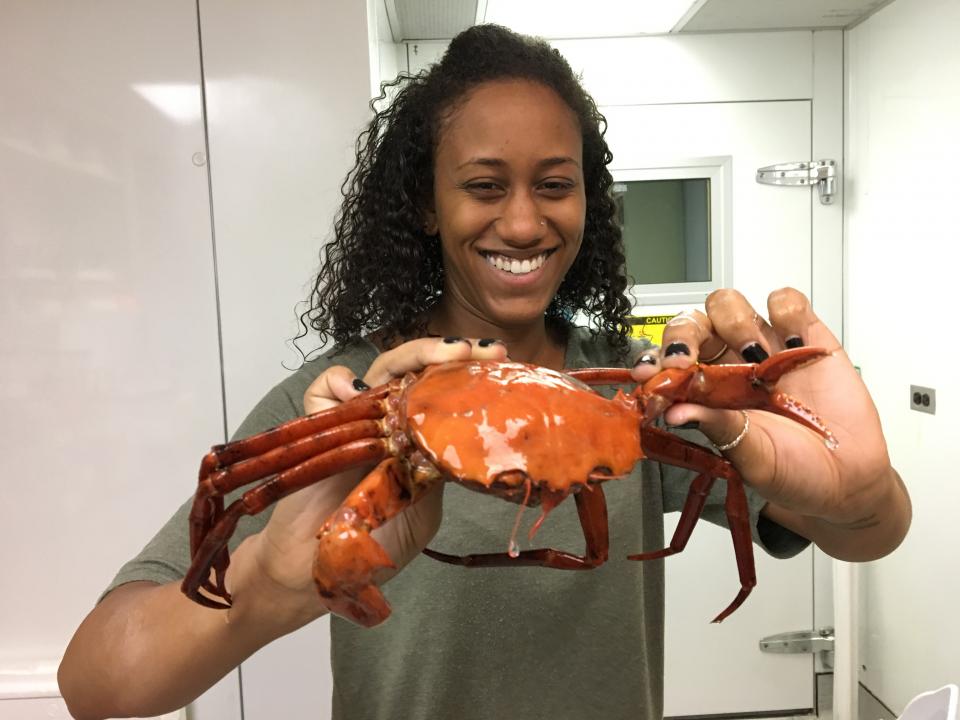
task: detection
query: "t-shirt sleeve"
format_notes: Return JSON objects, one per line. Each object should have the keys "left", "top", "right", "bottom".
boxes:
{"left": 99, "top": 357, "right": 340, "bottom": 600}
{"left": 658, "top": 427, "right": 810, "bottom": 559}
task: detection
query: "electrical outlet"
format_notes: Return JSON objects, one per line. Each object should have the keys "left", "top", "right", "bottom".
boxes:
{"left": 910, "top": 385, "right": 936, "bottom": 415}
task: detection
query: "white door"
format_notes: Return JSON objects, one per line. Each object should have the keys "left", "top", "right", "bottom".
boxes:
{"left": 605, "top": 101, "right": 818, "bottom": 716}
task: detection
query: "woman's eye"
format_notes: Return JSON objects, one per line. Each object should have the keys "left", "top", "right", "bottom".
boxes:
{"left": 463, "top": 181, "right": 504, "bottom": 197}
{"left": 539, "top": 180, "right": 575, "bottom": 195}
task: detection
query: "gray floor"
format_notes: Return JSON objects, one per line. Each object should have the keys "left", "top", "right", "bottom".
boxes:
{"left": 712, "top": 674, "right": 897, "bottom": 720}
{"left": 816, "top": 675, "right": 897, "bottom": 720}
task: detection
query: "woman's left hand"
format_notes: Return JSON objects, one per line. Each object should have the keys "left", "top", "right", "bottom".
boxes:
{"left": 631, "top": 287, "right": 911, "bottom": 560}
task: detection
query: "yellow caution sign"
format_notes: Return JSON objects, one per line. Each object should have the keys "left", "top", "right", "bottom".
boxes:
{"left": 627, "top": 314, "right": 677, "bottom": 348}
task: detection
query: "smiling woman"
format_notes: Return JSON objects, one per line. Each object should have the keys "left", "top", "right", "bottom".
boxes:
{"left": 302, "top": 24, "right": 630, "bottom": 367}
{"left": 57, "top": 22, "right": 909, "bottom": 720}
{"left": 426, "top": 78, "right": 587, "bottom": 366}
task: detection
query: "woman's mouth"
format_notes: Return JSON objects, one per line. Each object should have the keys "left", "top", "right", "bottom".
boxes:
{"left": 481, "top": 250, "right": 552, "bottom": 276}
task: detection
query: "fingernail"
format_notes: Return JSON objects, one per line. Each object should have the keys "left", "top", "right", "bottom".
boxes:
{"left": 478, "top": 338, "right": 500, "bottom": 348}
{"left": 353, "top": 378, "right": 371, "bottom": 392}
{"left": 785, "top": 336, "right": 804, "bottom": 349}
{"left": 634, "top": 353, "right": 657, "bottom": 366}
{"left": 664, "top": 342, "right": 690, "bottom": 358}
{"left": 443, "top": 336, "right": 464, "bottom": 344}
{"left": 668, "top": 421, "right": 700, "bottom": 430}
{"left": 741, "top": 343, "right": 769, "bottom": 364}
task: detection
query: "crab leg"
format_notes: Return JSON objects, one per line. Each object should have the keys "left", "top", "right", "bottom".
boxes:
{"left": 423, "top": 484, "right": 610, "bottom": 570}
{"left": 182, "top": 436, "right": 389, "bottom": 609}
{"left": 638, "top": 426, "right": 755, "bottom": 623}
{"left": 188, "top": 389, "right": 391, "bottom": 598}
{"left": 312, "top": 457, "right": 438, "bottom": 627}
{"left": 197, "top": 387, "right": 391, "bottom": 476}
{"left": 191, "top": 420, "right": 383, "bottom": 565}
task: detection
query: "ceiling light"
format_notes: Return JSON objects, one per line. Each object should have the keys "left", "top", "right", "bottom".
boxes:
{"left": 480, "top": 0, "right": 702, "bottom": 38}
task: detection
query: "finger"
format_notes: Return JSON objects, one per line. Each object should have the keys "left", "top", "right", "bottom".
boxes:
{"left": 364, "top": 336, "right": 474, "bottom": 386}
{"left": 372, "top": 483, "right": 444, "bottom": 572}
{"left": 705, "top": 289, "right": 779, "bottom": 363}
{"left": 468, "top": 338, "right": 510, "bottom": 361}
{"left": 661, "top": 404, "right": 765, "bottom": 479}
{"left": 766, "top": 287, "right": 842, "bottom": 351}
{"left": 304, "top": 365, "right": 369, "bottom": 415}
{"left": 658, "top": 310, "right": 717, "bottom": 367}
{"left": 629, "top": 346, "right": 661, "bottom": 382}
{"left": 661, "top": 403, "right": 747, "bottom": 445}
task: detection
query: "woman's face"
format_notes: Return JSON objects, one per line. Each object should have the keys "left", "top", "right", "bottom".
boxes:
{"left": 427, "top": 79, "right": 586, "bottom": 332}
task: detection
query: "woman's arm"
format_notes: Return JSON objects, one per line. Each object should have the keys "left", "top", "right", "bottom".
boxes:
{"left": 58, "top": 537, "right": 324, "bottom": 720}
{"left": 761, "top": 465, "right": 911, "bottom": 561}
{"left": 58, "top": 336, "right": 507, "bottom": 719}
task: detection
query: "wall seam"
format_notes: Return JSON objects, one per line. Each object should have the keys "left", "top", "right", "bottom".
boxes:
{"left": 193, "top": 0, "right": 245, "bottom": 715}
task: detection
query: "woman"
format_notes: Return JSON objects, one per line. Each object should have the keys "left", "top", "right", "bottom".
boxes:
{"left": 58, "top": 24, "right": 910, "bottom": 720}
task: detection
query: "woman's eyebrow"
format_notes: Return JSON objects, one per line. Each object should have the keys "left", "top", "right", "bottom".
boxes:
{"left": 456, "top": 157, "right": 505, "bottom": 169}
{"left": 539, "top": 156, "right": 581, "bottom": 169}
{"left": 456, "top": 156, "right": 581, "bottom": 170}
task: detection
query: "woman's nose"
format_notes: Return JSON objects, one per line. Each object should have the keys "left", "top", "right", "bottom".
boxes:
{"left": 497, "top": 191, "right": 546, "bottom": 246}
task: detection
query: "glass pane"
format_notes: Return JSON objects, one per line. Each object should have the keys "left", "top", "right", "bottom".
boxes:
{"left": 614, "top": 178, "right": 711, "bottom": 285}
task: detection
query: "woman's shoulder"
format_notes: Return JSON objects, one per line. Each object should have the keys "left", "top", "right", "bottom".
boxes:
{"left": 565, "top": 325, "right": 653, "bottom": 369}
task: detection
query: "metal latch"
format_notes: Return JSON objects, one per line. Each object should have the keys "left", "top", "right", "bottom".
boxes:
{"left": 756, "top": 160, "right": 837, "bottom": 205}
{"left": 760, "top": 627, "right": 835, "bottom": 654}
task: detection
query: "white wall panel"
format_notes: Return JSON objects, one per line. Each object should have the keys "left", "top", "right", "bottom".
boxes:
{"left": 555, "top": 32, "right": 813, "bottom": 106}
{"left": 0, "top": 697, "right": 183, "bottom": 720}
{"left": 846, "top": 0, "right": 960, "bottom": 712}
{"left": 195, "top": 1, "right": 374, "bottom": 718}
{"left": 409, "top": 33, "right": 815, "bottom": 105}
{"left": 0, "top": 0, "right": 223, "bottom": 702}
{"left": 199, "top": 0, "right": 374, "bottom": 434}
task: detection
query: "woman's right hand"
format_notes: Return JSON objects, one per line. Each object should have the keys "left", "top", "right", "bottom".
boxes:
{"left": 233, "top": 336, "right": 509, "bottom": 618}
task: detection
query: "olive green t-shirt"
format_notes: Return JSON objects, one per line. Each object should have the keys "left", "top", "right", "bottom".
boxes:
{"left": 106, "top": 327, "right": 808, "bottom": 720}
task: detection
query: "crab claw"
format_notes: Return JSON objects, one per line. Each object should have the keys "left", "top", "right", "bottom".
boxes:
{"left": 636, "top": 367, "right": 696, "bottom": 425}
{"left": 312, "top": 457, "right": 421, "bottom": 627}
{"left": 313, "top": 520, "right": 395, "bottom": 627}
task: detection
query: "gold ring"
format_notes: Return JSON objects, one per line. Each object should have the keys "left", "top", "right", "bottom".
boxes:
{"left": 700, "top": 343, "right": 728, "bottom": 364}
{"left": 713, "top": 411, "right": 749, "bottom": 452}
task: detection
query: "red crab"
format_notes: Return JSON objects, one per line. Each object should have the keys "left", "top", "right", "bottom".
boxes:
{"left": 181, "top": 347, "right": 835, "bottom": 627}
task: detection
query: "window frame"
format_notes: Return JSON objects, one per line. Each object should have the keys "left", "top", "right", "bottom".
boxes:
{"left": 612, "top": 156, "right": 732, "bottom": 306}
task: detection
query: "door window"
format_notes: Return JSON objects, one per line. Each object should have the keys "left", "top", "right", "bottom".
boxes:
{"left": 612, "top": 160, "right": 730, "bottom": 306}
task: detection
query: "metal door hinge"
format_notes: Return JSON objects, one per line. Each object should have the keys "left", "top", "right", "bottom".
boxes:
{"left": 760, "top": 627, "right": 835, "bottom": 655}
{"left": 756, "top": 160, "right": 836, "bottom": 205}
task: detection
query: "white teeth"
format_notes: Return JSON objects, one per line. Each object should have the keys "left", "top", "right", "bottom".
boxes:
{"left": 484, "top": 252, "right": 548, "bottom": 275}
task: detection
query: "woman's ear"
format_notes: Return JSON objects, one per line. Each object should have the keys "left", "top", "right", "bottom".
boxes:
{"left": 423, "top": 211, "right": 438, "bottom": 236}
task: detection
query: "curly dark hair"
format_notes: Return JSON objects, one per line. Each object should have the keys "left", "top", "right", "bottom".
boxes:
{"left": 301, "top": 23, "right": 631, "bottom": 355}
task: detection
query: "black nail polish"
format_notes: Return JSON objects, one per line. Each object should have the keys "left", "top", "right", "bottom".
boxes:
{"left": 785, "top": 336, "right": 804, "bottom": 349}
{"left": 443, "top": 336, "right": 464, "bottom": 344}
{"left": 634, "top": 353, "right": 657, "bottom": 366}
{"left": 664, "top": 342, "right": 690, "bottom": 358}
{"left": 669, "top": 421, "right": 700, "bottom": 430}
{"left": 741, "top": 343, "right": 769, "bottom": 364}
{"left": 352, "top": 378, "right": 371, "bottom": 392}
{"left": 478, "top": 338, "right": 500, "bottom": 347}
